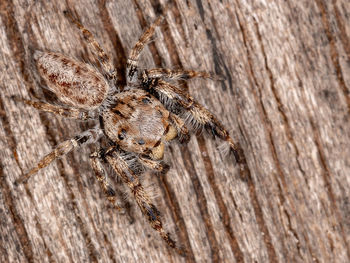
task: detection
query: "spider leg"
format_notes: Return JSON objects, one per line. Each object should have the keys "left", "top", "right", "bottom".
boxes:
{"left": 13, "top": 96, "right": 97, "bottom": 121}
{"left": 90, "top": 150, "right": 124, "bottom": 212}
{"left": 63, "top": 10, "right": 117, "bottom": 80}
{"left": 138, "top": 155, "right": 170, "bottom": 174}
{"left": 147, "top": 80, "right": 242, "bottom": 162}
{"left": 168, "top": 113, "right": 190, "bottom": 143}
{"left": 15, "top": 127, "right": 103, "bottom": 185}
{"left": 126, "top": 16, "right": 164, "bottom": 84}
{"left": 105, "top": 149, "right": 183, "bottom": 253}
{"left": 141, "top": 68, "right": 224, "bottom": 83}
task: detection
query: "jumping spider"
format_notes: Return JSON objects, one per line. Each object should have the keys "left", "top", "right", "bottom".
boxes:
{"left": 15, "top": 11, "right": 241, "bottom": 254}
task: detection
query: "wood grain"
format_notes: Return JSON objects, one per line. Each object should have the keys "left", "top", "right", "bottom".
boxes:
{"left": 1, "top": 0, "right": 349, "bottom": 262}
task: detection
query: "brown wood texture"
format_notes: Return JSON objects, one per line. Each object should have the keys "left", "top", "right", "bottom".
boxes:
{"left": 1, "top": 0, "right": 350, "bottom": 262}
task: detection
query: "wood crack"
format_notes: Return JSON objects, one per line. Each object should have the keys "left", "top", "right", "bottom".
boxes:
{"left": 252, "top": 20, "right": 315, "bottom": 260}
{"left": 332, "top": 0, "right": 350, "bottom": 61}
{"left": 253, "top": 18, "right": 306, "bottom": 186}
{"left": 180, "top": 144, "right": 221, "bottom": 262}
{"left": 157, "top": 173, "right": 196, "bottom": 262}
{"left": 315, "top": 0, "right": 350, "bottom": 115}
{"left": 233, "top": 5, "right": 279, "bottom": 262}
{"left": 310, "top": 119, "right": 350, "bottom": 260}
{"left": 33, "top": 215, "right": 55, "bottom": 263}
{"left": 197, "top": 134, "right": 245, "bottom": 263}
{"left": 0, "top": 164, "right": 34, "bottom": 263}
{"left": 206, "top": 2, "right": 233, "bottom": 92}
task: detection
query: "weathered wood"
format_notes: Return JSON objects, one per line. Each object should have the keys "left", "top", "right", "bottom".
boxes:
{"left": 1, "top": 0, "right": 349, "bottom": 262}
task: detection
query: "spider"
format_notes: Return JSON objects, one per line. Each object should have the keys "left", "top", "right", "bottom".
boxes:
{"left": 15, "top": 10, "right": 241, "bottom": 255}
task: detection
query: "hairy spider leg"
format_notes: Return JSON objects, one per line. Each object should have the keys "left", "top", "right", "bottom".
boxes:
{"left": 90, "top": 150, "right": 125, "bottom": 212}
{"left": 105, "top": 149, "right": 186, "bottom": 254}
{"left": 168, "top": 113, "right": 190, "bottom": 143}
{"left": 126, "top": 16, "right": 164, "bottom": 83}
{"left": 64, "top": 10, "right": 117, "bottom": 81}
{"left": 148, "top": 79, "right": 242, "bottom": 163}
{"left": 141, "top": 68, "right": 225, "bottom": 83}
{"left": 126, "top": 16, "right": 224, "bottom": 85}
{"left": 13, "top": 96, "right": 97, "bottom": 121}
{"left": 15, "top": 127, "right": 103, "bottom": 185}
{"left": 138, "top": 155, "right": 168, "bottom": 172}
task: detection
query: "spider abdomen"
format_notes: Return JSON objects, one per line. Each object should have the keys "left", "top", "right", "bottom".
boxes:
{"left": 35, "top": 51, "right": 109, "bottom": 110}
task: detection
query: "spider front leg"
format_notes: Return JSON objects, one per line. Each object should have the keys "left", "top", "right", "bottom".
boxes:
{"left": 105, "top": 149, "right": 184, "bottom": 255}
{"left": 15, "top": 127, "right": 103, "bottom": 185}
{"left": 138, "top": 156, "right": 170, "bottom": 175}
{"left": 141, "top": 68, "right": 224, "bottom": 83}
{"left": 63, "top": 10, "right": 117, "bottom": 80}
{"left": 126, "top": 16, "right": 164, "bottom": 84}
{"left": 13, "top": 96, "right": 97, "bottom": 121}
{"left": 186, "top": 100, "right": 242, "bottom": 162}
{"left": 90, "top": 150, "right": 125, "bottom": 212}
{"left": 168, "top": 113, "right": 190, "bottom": 143}
{"left": 149, "top": 80, "right": 242, "bottom": 163}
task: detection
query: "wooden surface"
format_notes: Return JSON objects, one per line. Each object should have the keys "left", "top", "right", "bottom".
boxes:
{"left": 1, "top": 0, "right": 350, "bottom": 262}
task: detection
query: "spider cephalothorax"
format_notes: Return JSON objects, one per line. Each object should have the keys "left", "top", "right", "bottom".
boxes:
{"left": 15, "top": 11, "right": 241, "bottom": 255}
{"left": 102, "top": 89, "right": 177, "bottom": 159}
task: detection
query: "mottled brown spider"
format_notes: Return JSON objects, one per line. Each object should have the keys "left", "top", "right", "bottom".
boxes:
{"left": 15, "top": 11, "right": 241, "bottom": 255}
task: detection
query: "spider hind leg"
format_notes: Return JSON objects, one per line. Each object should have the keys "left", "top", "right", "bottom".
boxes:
{"left": 12, "top": 96, "right": 97, "bottom": 121}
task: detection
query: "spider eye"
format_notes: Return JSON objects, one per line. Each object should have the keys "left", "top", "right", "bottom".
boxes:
{"left": 142, "top": 97, "right": 151, "bottom": 104}
{"left": 138, "top": 139, "right": 145, "bottom": 145}
{"left": 118, "top": 129, "right": 127, "bottom": 140}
